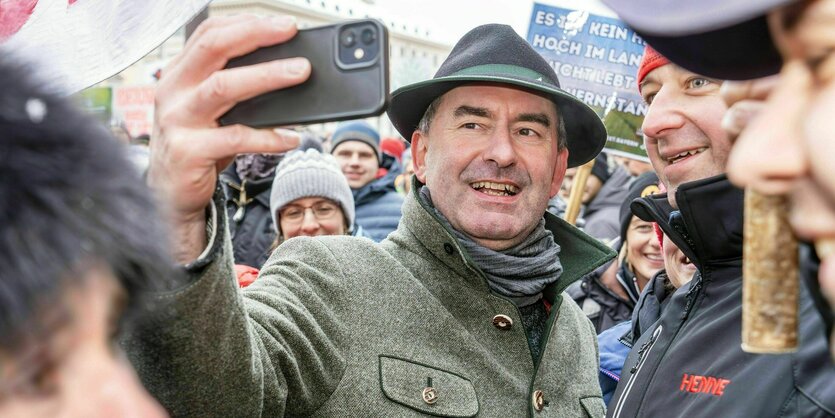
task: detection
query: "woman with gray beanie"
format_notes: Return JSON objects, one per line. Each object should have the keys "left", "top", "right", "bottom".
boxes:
{"left": 269, "top": 149, "right": 365, "bottom": 245}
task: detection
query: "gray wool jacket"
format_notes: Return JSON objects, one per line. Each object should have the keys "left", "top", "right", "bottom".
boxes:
{"left": 126, "top": 184, "right": 615, "bottom": 417}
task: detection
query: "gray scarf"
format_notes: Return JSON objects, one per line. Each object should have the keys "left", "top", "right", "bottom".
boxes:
{"left": 420, "top": 187, "right": 563, "bottom": 307}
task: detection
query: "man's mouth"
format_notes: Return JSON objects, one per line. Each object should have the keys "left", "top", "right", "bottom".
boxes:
{"left": 470, "top": 181, "right": 519, "bottom": 197}
{"left": 666, "top": 147, "right": 707, "bottom": 164}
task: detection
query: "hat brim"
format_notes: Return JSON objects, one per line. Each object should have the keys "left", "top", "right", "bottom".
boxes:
{"left": 637, "top": 16, "right": 783, "bottom": 81}
{"left": 601, "top": 0, "right": 792, "bottom": 37}
{"left": 388, "top": 75, "right": 607, "bottom": 168}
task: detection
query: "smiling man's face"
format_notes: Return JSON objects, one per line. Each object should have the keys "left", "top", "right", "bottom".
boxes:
{"left": 640, "top": 64, "right": 731, "bottom": 208}
{"left": 411, "top": 84, "right": 568, "bottom": 251}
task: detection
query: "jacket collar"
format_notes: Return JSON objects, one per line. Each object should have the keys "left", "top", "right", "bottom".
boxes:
{"left": 399, "top": 177, "right": 615, "bottom": 302}
{"left": 631, "top": 174, "right": 743, "bottom": 273}
{"left": 219, "top": 167, "right": 273, "bottom": 207}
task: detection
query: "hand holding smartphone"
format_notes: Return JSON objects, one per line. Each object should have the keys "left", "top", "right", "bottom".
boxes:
{"left": 220, "top": 19, "right": 389, "bottom": 128}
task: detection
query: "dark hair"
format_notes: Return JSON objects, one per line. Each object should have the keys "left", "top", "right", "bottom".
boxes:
{"left": 0, "top": 57, "right": 175, "bottom": 356}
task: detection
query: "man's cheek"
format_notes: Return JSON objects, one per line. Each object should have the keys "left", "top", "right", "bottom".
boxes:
{"left": 805, "top": 84, "right": 835, "bottom": 199}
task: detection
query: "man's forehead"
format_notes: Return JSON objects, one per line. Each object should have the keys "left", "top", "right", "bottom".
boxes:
{"left": 439, "top": 83, "right": 559, "bottom": 115}
{"left": 333, "top": 140, "right": 376, "bottom": 154}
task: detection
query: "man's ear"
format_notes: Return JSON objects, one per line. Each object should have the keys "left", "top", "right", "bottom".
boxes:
{"left": 411, "top": 130, "right": 429, "bottom": 184}
{"left": 549, "top": 148, "right": 570, "bottom": 198}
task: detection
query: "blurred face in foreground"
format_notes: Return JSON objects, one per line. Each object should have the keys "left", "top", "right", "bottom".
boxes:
{"left": 640, "top": 64, "right": 731, "bottom": 208}
{"left": 412, "top": 84, "right": 568, "bottom": 251}
{"left": 0, "top": 270, "right": 166, "bottom": 418}
{"left": 721, "top": 0, "right": 835, "bottom": 351}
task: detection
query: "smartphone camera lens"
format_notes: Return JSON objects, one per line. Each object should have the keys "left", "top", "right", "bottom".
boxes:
{"left": 340, "top": 30, "right": 356, "bottom": 47}
{"left": 361, "top": 28, "right": 376, "bottom": 44}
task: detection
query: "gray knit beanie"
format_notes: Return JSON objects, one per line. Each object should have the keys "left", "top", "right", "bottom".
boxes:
{"left": 270, "top": 149, "right": 355, "bottom": 234}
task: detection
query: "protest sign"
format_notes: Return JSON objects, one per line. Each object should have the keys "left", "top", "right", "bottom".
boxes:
{"left": 527, "top": 3, "right": 648, "bottom": 161}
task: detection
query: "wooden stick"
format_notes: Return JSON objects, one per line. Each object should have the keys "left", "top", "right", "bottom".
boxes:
{"left": 741, "top": 189, "right": 799, "bottom": 353}
{"left": 564, "top": 159, "right": 595, "bottom": 225}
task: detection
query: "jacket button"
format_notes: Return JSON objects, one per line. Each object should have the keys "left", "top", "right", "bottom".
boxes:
{"left": 532, "top": 390, "right": 545, "bottom": 412}
{"left": 443, "top": 243, "right": 454, "bottom": 255}
{"left": 422, "top": 387, "right": 438, "bottom": 404}
{"left": 492, "top": 314, "right": 513, "bottom": 330}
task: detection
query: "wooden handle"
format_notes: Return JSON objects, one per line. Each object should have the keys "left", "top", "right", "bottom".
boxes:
{"left": 564, "top": 159, "right": 595, "bottom": 225}
{"left": 742, "top": 189, "right": 799, "bottom": 353}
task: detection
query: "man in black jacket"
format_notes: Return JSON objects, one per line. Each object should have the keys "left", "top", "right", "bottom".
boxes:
{"left": 605, "top": 46, "right": 835, "bottom": 418}
{"left": 599, "top": 0, "right": 835, "bottom": 361}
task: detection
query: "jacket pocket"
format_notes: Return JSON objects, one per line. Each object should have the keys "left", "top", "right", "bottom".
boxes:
{"left": 378, "top": 355, "right": 478, "bottom": 417}
{"left": 580, "top": 396, "right": 605, "bottom": 418}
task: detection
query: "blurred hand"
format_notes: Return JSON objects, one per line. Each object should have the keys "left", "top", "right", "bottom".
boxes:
{"left": 148, "top": 15, "right": 311, "bottom": 263}
{"left": 725, "top": 62, "right": 811, "bottom": 195}
{"left": 719, "top": 76, "right": 779, "bottom": 139}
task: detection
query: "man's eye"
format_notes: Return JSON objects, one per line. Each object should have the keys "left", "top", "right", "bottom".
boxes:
{"left": 462, "top": 122, "right": 478, "bottom": 129}
{"left": 643, "top": 93, "right": 656, "bottom": 105}
{"left": 518, "top": 128, "right": 538, "bottom": 137}
{"left": 688, "top": 77, "right": 712, "bottom": 89}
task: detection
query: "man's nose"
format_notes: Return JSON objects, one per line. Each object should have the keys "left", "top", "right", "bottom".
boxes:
{"left": 482, "top": 127, "right": 516, "bottom": 167}
{"left": 641, "top": 88, "right": 686, "bottom": 140}
{"left": 727, "top": 66, "right": 809, "bottom": 195}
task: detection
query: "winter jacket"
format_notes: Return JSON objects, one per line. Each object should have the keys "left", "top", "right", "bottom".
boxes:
{"left": 800, "top": 243, "right": 834, "bottom": 345}
{"left": 627, "top": 270, "right": 673, "bottom": 344}
{"left": 598, "top": 321, "right": 632, "bottom": 406}
{"left": 126, "top": 182, "right": 616, "bottom": 417}
{"left": 583, "top": 166, "right": 631, "bottom": 243}
{"left": 607, "top": 175, "right": 835, "bottom": 418}
{"left": 568, "top": 259, "right": 637, "bottom": 334}
{"left": 353, "top": 170, "right": 404, "bottom": 242}
{"left": 219, "top": 165, "right": 275, "bottom": 268}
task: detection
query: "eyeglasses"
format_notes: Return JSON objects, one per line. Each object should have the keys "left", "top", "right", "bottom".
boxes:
{"left": 279, "top": 201, "right": 340, "bottom": 224}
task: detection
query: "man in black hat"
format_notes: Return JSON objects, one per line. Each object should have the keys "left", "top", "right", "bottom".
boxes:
{"left": 601, "top": 0, "right": 835, "bottom": 353}
{"left": 127, "top": 14, "right": 614, "bottom": 416}
{"left": 593, "top": 24, "right": 835, "bottom": 418}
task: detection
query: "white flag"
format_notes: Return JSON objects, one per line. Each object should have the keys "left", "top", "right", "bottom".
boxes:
{"left": 1, "top": 0, "right": 211, "bottom": 93}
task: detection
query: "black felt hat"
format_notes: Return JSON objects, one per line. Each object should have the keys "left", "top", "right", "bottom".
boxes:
{"left": 387, "top": 24, "right": 607, "bottom": 168}
{"left": 601, "top": 0, "right": 794, "bottom": 80}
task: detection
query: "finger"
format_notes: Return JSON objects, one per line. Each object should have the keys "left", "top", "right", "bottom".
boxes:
{"left": 187, "top": 57, "right": 311, "bottom": 121}
{"left": 165, "top": 14, "right": 261, "bottom": 72}
{"left": 816, "top": 52, "right": 835, "bottom": 85}
{"left": 726, "top": 60, "right": 812, "bottom": 193}
{"left": 719, "top": 76, "right": 780, "bottom": 106}
{"left": 171, "top": 15, "right": 299, "bottom": 85}
{"left": 196, "top": 126, "right": 301, "bottom": 163}
{"left": 721, "top": 100, "right": 766, "bottom": 140}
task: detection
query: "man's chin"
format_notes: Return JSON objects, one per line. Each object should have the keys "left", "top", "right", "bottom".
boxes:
{"left": 455, "top": 217, "right": 531, "bottom": 248}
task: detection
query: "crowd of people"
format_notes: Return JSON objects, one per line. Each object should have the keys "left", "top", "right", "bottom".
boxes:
{"left": 3, "top": 0, "right": 835, "bottom": 416}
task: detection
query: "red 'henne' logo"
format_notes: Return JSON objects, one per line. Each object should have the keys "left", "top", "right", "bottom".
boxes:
{"left": 679, "top": 373, "right": 731, "bottom": 396}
